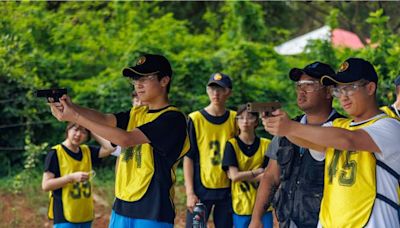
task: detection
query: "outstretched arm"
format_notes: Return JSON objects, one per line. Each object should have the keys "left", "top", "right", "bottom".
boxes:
{"left": 264, "top": 109, "right": 381, "bottom": 153}
{"left": 50, "top": 95, "right": 149, "bottom": 147}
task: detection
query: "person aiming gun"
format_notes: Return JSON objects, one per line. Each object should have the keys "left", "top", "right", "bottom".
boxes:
{"left": 48, "top": 54, "right": 189, "bottom": 227}
{"left": 263, "top": 58, "right": 400, "bottom": 227}
{"left": 250, "top": 61, "right": 344, "bottom": 228}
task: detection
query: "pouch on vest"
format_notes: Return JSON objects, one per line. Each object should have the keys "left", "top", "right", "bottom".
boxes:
{"left": 277, "top": 138, "right": 294, "bottom": 180}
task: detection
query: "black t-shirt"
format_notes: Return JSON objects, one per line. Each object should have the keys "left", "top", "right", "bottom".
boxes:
{"left": 43, "top": 144, "right": 100, "bottom": 224}
{"left": 112, "top": 106, "right": 188, "bottom": 224}
{"left": 185, "top": 109, "right": 231, "bottom": 201}
{"left": 222, "top": 136, "right": 268, "bottom": 171}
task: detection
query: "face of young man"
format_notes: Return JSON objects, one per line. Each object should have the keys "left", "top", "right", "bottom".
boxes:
{"left": 67, "top": 125, "right": 89, "bottom": 147}
{"left": 131, "top": 74, "right": 169, "bottom": 103}
{"left": 295, "top": 74, "right": 330, "bottom": 113}
{"left": 332, "top": 80, "right": 374, "bottom": 117}
{"left": 206, "top": 84, "right": 231, "bottom": 106}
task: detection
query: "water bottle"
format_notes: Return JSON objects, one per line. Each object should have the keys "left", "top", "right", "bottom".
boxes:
{"left": 192, "top": 202, "right": 206, "bottom": 228}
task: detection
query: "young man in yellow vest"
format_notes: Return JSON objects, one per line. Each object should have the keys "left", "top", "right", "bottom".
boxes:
{"left": 49, "top": 54, "right": 189, "bottom": 227}
{"left": 250, "top": 61, "right": 344, "bottom": 228}
{"left": 183, "top": 72, "right": 236, "bottom": 227}
{"left": 263, "top": 58, "right": 400, "bottom": 227}
{"left": 42, "top": 122, "right": 117, "bottom": 227}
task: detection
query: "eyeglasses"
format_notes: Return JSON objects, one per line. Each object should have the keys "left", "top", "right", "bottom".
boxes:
{"left": 295, "top": 80, "right": 323, "bottom": 93}
{"left": 130, "top": 75, "right": 158, "bottom": 85}
{"left": 331, "top": 81, "right": 369, "bottom": 97}
{"left": 207, "top": 86, "right": 229, "bottom": 93}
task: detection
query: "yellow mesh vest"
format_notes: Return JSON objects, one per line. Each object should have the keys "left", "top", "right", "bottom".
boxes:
{"left": 380, "top": 106, "right": 400, "bottom": 120}
{"left": 48, "top": 144, "right": 93, "bottom": 223}
{"left": 189, "top": 110, "right": 237, "bottom": 189}
{"left": 115, "top": 106, "right": 189, "bottom": 202}
{"left": 229, "top": 137, "right": 271, "bottom": 215}
{"left": 320, "top": 117, "right": 387, "bottom": 228}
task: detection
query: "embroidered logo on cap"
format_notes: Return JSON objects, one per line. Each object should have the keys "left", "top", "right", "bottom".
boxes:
{"left": 338, "top": 61, "right": 349, "bottom": 72}
{"left": 136, "top": 56, "right": 146, "bottom": 65}
{"left": 214, "top": 73, "right": 223, "bottom": 80}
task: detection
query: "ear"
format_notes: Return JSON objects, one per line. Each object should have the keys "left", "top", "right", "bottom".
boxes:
{"left": 160, "top": 76, "right": 170, "bottom": 88}
{"left": 366, "top": 82, "right": 376, "bottom": 95}
{"left": 226, "top": 89, "right": 233, "bottom": 97}
{"left": 325, "top": 86, "right": 333, "bottom": 100}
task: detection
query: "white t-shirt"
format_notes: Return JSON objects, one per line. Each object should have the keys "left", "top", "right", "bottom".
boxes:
{"left": 316, "top": 114, "right": 400, "bottom": 228}
{"left": 111, "top": 146, "right": 122, "bottom": 157}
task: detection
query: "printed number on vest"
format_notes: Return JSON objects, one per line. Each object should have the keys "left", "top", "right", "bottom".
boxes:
{"left": 122, "top": 145, "right": 142, "bottom": 168}
{"left": 209, "top": 140, "right": 221, "bottom": 165}
{"left": 239, "top": 181, "right": 258, "bottom": 192}
{"left": 69, "top": 181, "right": 92, "bottom": 199}
{"left": 328, "top": 150, "right": 357, "bottom": 186}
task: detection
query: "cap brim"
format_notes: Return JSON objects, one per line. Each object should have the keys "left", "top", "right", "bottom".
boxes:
{"left": 207, "top": 81, "right": 230, "bottom": 89}
{"left": 122, "top": 67, "right": 159, "bottom": 79}
{"left": 320, "top": 75, "right": 356, "bottom": 86}
{"left": 289, "top": 68, "right": 304, "bottom": 81}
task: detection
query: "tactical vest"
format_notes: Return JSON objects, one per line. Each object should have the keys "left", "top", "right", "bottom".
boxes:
{"left": 273, "top": 112, "right": 343, "bottom": 228}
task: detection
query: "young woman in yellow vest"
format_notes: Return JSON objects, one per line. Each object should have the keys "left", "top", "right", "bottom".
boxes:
{"left": 49, "top": 54, "right": 189, "bottom": 227}
{"left": 183, "top": 72, "right": 236, "bottom": 228}
{"left": 222, "top": 105, "right": 272, "bottom": 228}
{"left": 263, "top": 58, "right": 400, "bottom": 227}
{"left": 42, "top": 122, "right": 117, "bottom": 228}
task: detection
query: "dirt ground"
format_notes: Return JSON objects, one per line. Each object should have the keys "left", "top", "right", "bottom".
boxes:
{"left": 0, "top": 185, "right": 205, "bottom": 228}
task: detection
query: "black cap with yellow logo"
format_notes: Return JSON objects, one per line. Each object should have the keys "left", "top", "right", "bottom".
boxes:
{"left": 207, "top": 72, "right": 232, "bottom": 89}
{"left": 321, "top": 58, "right": 378, "bottom": 86}
{"left": 122, "top": 54, "right": 172, "bottom": 79}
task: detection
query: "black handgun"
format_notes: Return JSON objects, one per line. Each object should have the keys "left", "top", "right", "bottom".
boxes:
{"left": 246, "top": 102, "right": 281, "bottom": 117}
{"left": 36, "top": 88, "right": 67, "bottom": 102}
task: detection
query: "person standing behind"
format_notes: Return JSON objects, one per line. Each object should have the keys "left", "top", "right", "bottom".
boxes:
{"left": 184, "top": 72, "right": 236, "bottom": 228}
{"left": 42, "top": 122, "right": 116, "bottom": 228}
{"left": 250, "top": 62, "right": 344, "bottom": 228}
{"left": 49, "top": 54, "right": 190, "bottom": 227}
{"left": 381, "top": 75, "right": 400, "bottom": 118}
{"left": 222, "top": 105, "right": 272, "bottom": 228}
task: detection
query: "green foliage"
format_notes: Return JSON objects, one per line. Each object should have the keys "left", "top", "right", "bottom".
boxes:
{"left": 12, "top": 134, "right": 47, "bottom": 194}
{"left": 0, "top": 2, "right": 399, "bottom": 186}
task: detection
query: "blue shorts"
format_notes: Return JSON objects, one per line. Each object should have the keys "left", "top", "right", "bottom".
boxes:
{"left": 233, "top": 211, "right": 273, "bottom": 228}
{"left": 109, "top": 210, "right": 173, "bottom": 228}
{"left": 54, "top": 221, "right": 91, "bottom": 228}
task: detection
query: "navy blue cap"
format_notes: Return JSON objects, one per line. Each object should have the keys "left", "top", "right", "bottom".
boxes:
{"left": 321, "top": 58, "right": 378, "bottom": 86}
{"left": 289, "top": 61, "right": 335, "bottom": 81}
{"left": 122, "top": 54, "right": 172, "bottom": 79}
{"left": 207, "top": 72, "right": 232, "bottom": 89}
{"left": 394, "top": 75, "right": 400, "bottom": 86}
